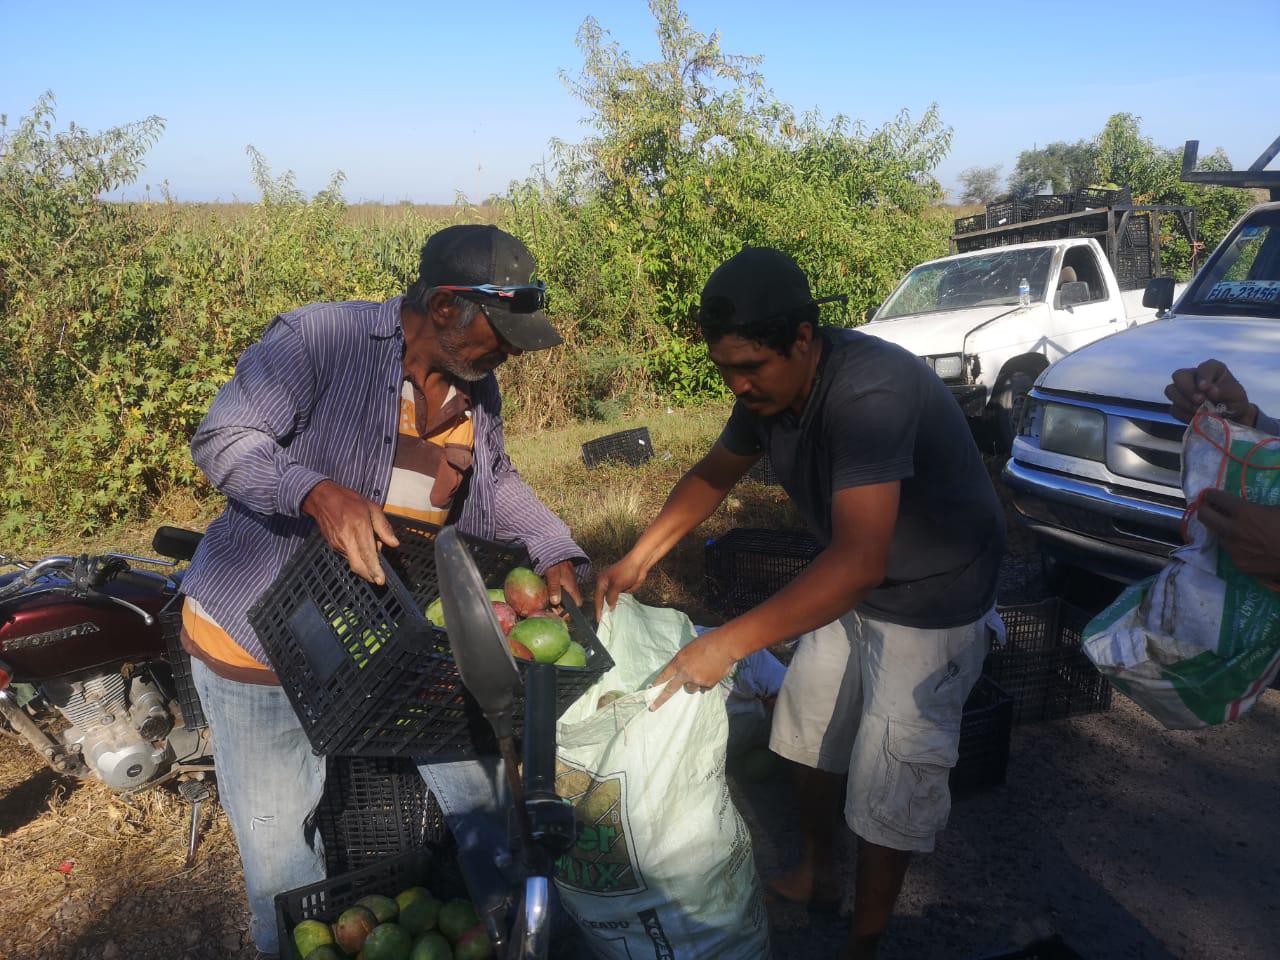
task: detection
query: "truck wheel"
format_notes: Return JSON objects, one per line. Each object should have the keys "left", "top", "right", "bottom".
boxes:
{"left": 992, "top": 370, "right": 1034, "bottom": 452}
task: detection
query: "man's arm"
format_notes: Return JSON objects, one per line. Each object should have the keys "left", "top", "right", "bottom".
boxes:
{"left": 650, "top": 482, "right": 898, "bottom": 708}
{"left": 191, "top": 314, "right": 397, "bottom": 584}
{"left": 191, "top": 316, "right": 325, "bottom": 517}
{"left": 593, "top": 441, "right": 759, "bottom": 619}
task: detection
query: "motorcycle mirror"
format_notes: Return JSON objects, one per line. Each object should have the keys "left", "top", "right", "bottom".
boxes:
{"left": 434, "top": 526, "right": 520, "bottom": 740}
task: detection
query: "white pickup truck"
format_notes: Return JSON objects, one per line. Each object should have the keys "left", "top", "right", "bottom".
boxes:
{"left": 862, "top": 236, "right": 1186, "bottom": 448}
{"left": 1005, "top": 197, "right": 1280, "bottom": 582}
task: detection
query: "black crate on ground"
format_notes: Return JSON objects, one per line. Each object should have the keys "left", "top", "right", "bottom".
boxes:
{"left": 950, "top": 676, "right": 1014, "bottom": 797}
{"left": 1030, "top": 194, "right": 1073, "bottom": 219}
{"left": 1074, "top": 185, "right": 1131, "bottom": 210}
{"left": 954, "top": 212, "right": 986, "bottom": 235}
{"left": 968, "top": 936, "right": 1084, "bottom": 960}
{"left": 745, "top": 455, "right": 779, "bottom": 485}
{"left": 705, "top": 528, "right": 823, "bottom": 618}
{"left": 160, "top": 607, "right": 207, "bottom": 731}
{"left": 988, "top": 599, "right": 1112, "bottom": 725}
{"left": 985, "top": 199, "right": 1030, "bottom": 228}
{"left": 316, "top": 756, "right": 447, "bottom": 875}
{"left": 248, "top": 519, "right": 614, "bottom": 759}
{"left": 581, "top": 427, "right": 654, "bottom": 468}
{"left": 276, "top": 849, "right": 469, "bottom": 960}
{"left": 955, "top": 236, "right": 987, "bottom": 253}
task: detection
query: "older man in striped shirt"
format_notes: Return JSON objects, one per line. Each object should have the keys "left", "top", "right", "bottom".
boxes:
{"left": 181, "top": 225, "right": 586, "bottom": 956}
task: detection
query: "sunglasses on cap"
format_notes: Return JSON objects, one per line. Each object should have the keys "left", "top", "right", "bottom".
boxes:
{"left": 435, "top": 282, "right": 547, "bottom": 314}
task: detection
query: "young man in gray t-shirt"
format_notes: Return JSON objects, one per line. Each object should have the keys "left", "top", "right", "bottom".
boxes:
{"left": 597, "top": 247, "right": 1005, "bottom": 959}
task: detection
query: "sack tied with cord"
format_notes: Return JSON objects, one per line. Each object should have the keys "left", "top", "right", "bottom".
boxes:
{"left": 1083, "top": 408, "right": 1280, "bottom": 729}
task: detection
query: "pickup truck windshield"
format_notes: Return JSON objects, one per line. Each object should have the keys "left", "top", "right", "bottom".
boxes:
{"left": 878, "top": 248, "right": 1054, "bottom": 319}
{"left": 1182, "top": 209, "right": 1280, "bottom": 320}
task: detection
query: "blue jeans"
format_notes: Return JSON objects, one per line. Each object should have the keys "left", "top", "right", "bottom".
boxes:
{"left": 191, "top": 659, "right": 327, "bottom": 954}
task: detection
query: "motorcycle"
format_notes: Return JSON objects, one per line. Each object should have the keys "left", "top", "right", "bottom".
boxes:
{"left": 0, "top": 525, "right": 216, "bottom": 855}
{"left": 435, "top": 527, "right": 575, "bottom": 959}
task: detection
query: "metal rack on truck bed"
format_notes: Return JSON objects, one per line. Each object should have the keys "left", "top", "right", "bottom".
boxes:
{"left": 950, "top": 192, "right": 1199, "bottom": 289}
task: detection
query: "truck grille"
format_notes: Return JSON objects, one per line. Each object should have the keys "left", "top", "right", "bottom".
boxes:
{"left": 1106, "top": 413, "right": 1185, "bottom": 489}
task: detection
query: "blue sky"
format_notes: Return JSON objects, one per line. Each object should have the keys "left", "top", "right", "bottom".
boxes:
{"left": 3, "top": 0, "right": 1276, "bottom": 203}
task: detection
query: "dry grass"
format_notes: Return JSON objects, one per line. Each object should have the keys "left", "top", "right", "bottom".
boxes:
{"left": 0, "top": 743, "right": 252, "bottom": 958}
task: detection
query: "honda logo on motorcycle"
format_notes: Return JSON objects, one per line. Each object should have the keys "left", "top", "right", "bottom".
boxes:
{"left": 4, "top": 622, "right": 100, "bottom": 650}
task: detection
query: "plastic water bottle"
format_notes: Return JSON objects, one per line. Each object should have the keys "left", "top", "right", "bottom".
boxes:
{"left": 1018, "top": 277, "right": 1031, "bottom": 307}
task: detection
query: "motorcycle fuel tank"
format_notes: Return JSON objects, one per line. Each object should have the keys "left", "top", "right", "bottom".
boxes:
{"left": 0, "top": 570, "right": 173, "bottom": 681}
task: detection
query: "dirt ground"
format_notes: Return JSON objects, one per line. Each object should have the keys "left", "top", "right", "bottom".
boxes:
{"left": 3, "top": 471, "right": 1278, "bottom": 959}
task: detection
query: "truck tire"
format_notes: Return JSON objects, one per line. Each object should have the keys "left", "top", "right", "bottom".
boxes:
{"left": 991, "top": 370, "right": 1035, "bottom": 452}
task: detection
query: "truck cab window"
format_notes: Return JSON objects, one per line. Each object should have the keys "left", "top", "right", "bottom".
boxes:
{"left": 1057, "top": 247, "right": 1106, "bottom": 305}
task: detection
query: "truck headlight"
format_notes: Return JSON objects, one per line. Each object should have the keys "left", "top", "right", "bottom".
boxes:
{"left": 1040, "top": 403, "right": 1106, "bottom": 461}
{"left": 927, "top": 354, "right": 965, "bottom": 382}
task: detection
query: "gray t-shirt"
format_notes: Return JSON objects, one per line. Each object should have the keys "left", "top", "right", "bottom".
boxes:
{"left": 719, "top": 328, "right": 1005, "bottom": 628}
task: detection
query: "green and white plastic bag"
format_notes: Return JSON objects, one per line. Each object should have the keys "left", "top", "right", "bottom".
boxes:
{"left": 1084, "top": 411, "right": 1280, "bottom": 728}
{"left": 553, "top": 594, "right": 770, "bottom": 959}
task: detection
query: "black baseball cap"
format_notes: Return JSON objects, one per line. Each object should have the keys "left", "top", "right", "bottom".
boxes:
{"left": 699, "top": 247, "right": 814, "bottom": 328}
{"left": 417, "top": 224, "right": 563, "bottom": 351}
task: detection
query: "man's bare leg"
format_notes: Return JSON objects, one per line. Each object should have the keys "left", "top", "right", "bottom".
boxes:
{"left": 843, "top": 839, "right": 911, "bottom": 959}
{"left": 768, "top": 764, "right": 844, "bottom": 903}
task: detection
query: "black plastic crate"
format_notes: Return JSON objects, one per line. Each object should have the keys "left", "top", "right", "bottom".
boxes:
{"left": 1022, "top": 222, "right": 1068, "bottom": 242}
{"left": 745, "top": 455, "right": 780, "bottom": 486}
{"left": 1116, "top": 250, "right": 1155, "bottom": 289}
{"left": 1074, "top": 185, "right": 1132, "bottom": 210}
{"left": 950, "top": 676, "right": 1014, "bottom": 797}
{"left": 1067, "top": 214, "right": 1107, "bottom": 237}
{"left": 1121, "top": 212, "right": 1152, "bottom": 247}
{"left": 317, "top": 756, "right": 446, "bottom": 875}
{"left": 954, "top": 212, "right": 986, "bottom": 235}
{"left": 1030, "top": 194, "right": 1073, "bottom": 219}
{"left": 248, "top": 521, "right": 614, "bottom": 759}
{"left": 276, "top": 849, "right": 469, "bottom": 960}
{"left": 955, "top": 236, "right": 987, "bottom": 253}
{"left": 160, "top": 607, "right": 207, "bottom": 731}
{"left": 581, "top": 427, "right": 654, "bottom": 468}
{"left": 985, "top": 199, "right": 1030, "bottom": 228}
{"left": 968, "top": 936, "right": 1084, "bottom": 960}
{"left": 705, "top": 528, "right": 823, "bottom": 618}
{"left": 987, "top": 600, "right": 1112, "bottom": 725}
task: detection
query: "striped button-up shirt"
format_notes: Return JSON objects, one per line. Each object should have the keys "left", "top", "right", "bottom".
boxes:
{"left": 182, "top": 295, "right": 586, "bottom": 666}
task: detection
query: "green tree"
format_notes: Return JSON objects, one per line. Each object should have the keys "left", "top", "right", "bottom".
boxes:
{"left": 1093, "top": 113, "right": 1254, "bottom": 272}
{"left": 957, "top": 165, "right": 1003, "bottom": 204}
{"left": 1007, "top": 139, "right": 1098, "bottom": 197}
{"left": 500, "top": 0, "right": 952, "bottom": 412}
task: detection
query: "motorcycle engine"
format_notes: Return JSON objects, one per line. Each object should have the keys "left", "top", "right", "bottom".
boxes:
{"left": 43, "top": 673, "right": 173, "bottom": 790}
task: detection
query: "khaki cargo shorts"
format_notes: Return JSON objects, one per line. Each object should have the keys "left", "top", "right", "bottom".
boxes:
{"left": 769, "top": 608, "right": 998, "bottom": 853}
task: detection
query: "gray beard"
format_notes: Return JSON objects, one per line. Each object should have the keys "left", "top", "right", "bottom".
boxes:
{"left": 436, "top": 325, "right": 492, "bottom": 381}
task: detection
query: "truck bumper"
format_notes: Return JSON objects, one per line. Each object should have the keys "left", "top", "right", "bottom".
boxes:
{"left": 1002, "top": 458, "right": 1184, "bottom": 582}
{"left": 948, "top": 384, "right": 988, "bottom": 417}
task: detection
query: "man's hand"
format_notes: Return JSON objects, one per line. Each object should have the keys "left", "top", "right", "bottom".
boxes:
{"left": 649, "top": 631, "right": 738, "bottom": 711}
{"left": 302, "top": 480, "right": 400, "bottom": 585}
{"left": 543, "top": 560, "right": 582, "bottom": 607}
{"left": 1165, "top": 359, "right": 1257, "bottom": 426}
{"left": 1199, "top": 489, "right": 1280, "bottom": 581}
{"left": 594, "top": 552, "right": 649, "bottom": 621}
